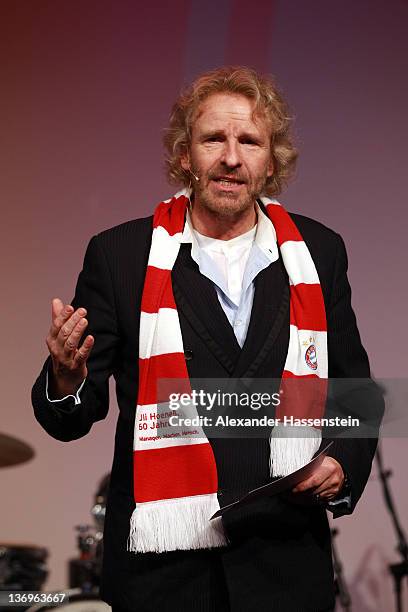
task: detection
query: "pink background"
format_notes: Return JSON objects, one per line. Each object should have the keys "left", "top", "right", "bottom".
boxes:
{"left": 1, "top": 1, "right": 407, "bottom": 609}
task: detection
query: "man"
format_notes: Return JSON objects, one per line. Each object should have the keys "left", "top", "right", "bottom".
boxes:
{"left": 32, "top": 66, "right": 383, "bottom": 611}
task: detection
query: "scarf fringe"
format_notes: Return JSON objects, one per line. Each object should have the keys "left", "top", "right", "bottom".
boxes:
{"left": 127, "top": 493, "right": 227, "bottom": 553}
{"left": 269, "top": 424, "right": 321, "bottom": 477}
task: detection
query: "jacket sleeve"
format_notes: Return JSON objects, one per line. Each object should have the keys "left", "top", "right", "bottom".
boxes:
{"left": 323, "top": 232, "right": 384, "bottom": 517}
{"left": 31, "top": 234, "right": 121, "bottom": 441}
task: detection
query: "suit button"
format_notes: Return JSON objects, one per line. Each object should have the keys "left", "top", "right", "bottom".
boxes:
{"left": 184, "top": 349, "right": 193, "bottom": 361}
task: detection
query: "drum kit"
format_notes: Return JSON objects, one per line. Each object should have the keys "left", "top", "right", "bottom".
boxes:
{"left": 0, "top": 433, "right": 111, "bottom": 611}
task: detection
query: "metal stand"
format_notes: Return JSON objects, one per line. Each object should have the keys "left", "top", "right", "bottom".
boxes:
{"left": 331, "top": 527, "right": 352, "bottom": 611}
{"left": 376, "top": 442, "right": 408, "bottom": 612}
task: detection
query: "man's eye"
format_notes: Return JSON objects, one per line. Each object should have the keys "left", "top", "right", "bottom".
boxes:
{"left": 241, "top": 139, "right": 258, "bottom": 145}
{"left": 206, "top": 137, "right": 223, "bottom": 142}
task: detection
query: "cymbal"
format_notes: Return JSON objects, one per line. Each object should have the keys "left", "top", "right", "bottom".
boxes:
{"left": 0, "top": 433, "right": 35, "bottom": 468}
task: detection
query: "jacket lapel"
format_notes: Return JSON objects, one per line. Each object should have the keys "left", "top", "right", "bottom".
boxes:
{"left": 232, "top": 257, "right": 289, "bottom": 378}
{"left": 172, "top": 244, "right": 289, "bottom": 378}
{"left": 172, "top": 244, "right": 241, "bottom": 373}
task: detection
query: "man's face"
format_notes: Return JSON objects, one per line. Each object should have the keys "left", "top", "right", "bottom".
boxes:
{"left": 181, "top": 93, "right": 274, "bottom": 217}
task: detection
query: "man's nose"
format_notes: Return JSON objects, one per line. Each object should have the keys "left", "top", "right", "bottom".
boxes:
{"left": 220, "top": 140, "right": 241, "bottom": 168}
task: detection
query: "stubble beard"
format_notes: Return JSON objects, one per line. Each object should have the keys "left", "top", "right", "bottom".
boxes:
{"left": 193, "top": 173, "right": 269, "bottom": 219}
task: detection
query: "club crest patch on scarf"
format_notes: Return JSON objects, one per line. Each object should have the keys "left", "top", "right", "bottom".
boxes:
{"left": 305, "top": 344, "right": 318, "bottom": 370}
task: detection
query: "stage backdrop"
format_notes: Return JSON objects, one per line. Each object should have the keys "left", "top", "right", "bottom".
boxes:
{"left": 1, "top": 1, "right": 407, "bottom": 609}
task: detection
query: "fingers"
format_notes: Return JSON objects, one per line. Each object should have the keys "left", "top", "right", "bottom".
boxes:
{"left": 47, "top": 298, "right": 93, "bottom": 367}
{"left": 49, "top": 299, "right": 75, "bottom": 338}
{"left": 292, "top": 472, "right": 329, "bottom": 494}
{"left": 51, "top": 298, "right": 64, "bottom": 321}
{"left": 313, "top": 473, "right": 345, "bottom": 499}
{"left": 308, "top": 475, "right": 334, "bottom": 498}
{"left": 73, "top": 335, "right": 95, "bottom": 366}
{"left": 59, "top": 312, "right": 88, "bottom": 355}
{"left": 313, "top": 484, "right": 340, "bottom": 499}
{"left": 49, "top": 299, "right": 87, "bottom": 347}
{"left": 291, "top": 458, "right": 345, "bottom": 500}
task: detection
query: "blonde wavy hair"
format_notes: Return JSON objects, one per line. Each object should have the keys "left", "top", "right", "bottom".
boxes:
{"left": 163, "top": 66, "right": 298, "bottom": 197}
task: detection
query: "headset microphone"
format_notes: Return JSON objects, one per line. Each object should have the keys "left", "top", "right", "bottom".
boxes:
{"left": 189, "top": 168, "right": 200, "bottom": 182}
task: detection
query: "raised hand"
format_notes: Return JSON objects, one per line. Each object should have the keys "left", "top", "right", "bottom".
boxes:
{"left": 46, "top": 298, "right": 95, "bottom": 398}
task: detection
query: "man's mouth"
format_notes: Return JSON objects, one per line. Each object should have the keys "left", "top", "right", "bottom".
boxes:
{"left": 212, "top": 176, "right": 246, "bottom": 186}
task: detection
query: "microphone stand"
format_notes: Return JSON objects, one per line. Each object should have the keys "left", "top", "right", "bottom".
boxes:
{"left": 376, "top": 442, "right": 408, "bottom": 612}
{"left": 331, "top": 527, "right": 352, "bottom": 610}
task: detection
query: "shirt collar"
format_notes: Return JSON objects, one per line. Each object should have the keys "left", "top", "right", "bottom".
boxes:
{"left": 180, "top": 201, "right": 278, "bottom": 263}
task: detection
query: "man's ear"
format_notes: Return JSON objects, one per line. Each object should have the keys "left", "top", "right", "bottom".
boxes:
{"left": 180, "top": 149, "right": 190, "bottom": 172}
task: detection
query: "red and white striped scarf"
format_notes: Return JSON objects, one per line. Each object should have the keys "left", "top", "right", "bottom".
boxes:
{"left": 128, "top": 189, "right": 327, "bottom": 554}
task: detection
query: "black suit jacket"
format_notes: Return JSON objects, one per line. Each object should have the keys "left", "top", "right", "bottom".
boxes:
{"left": 32, "top": 211, "right": 384, "bottom": 612}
